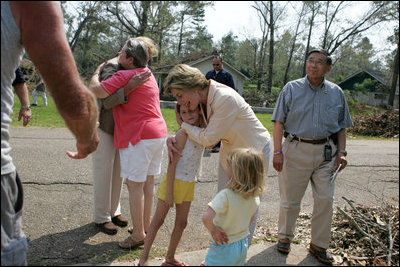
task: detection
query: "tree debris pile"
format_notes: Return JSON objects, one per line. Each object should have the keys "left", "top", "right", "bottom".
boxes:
{"left": 348, "top": 109, "right": 399, "bottom": 138}
{"left": 331, "top": 197, "right": 399, "bottom": 266}
{"left": 255, "top": 197, "right": 399, "bottom": 266}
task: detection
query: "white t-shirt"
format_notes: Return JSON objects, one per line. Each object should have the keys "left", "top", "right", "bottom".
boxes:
{"left": 208, "top": 188, "right": 260, "bottom": 243}
{"left": 1, "top": 1, "right": 25, "bottom": 174}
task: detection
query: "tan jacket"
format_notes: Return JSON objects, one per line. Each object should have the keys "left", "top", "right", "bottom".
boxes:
{"left": 182, "top": 80, "right": 271, "bottom": 169}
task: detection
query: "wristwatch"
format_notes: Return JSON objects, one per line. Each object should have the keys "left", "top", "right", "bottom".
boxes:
{"left": 21, "top": 105, "right": 31, "bottom": 110}
{"left": 338, "top": 150, "right": 347, "bottom": 156}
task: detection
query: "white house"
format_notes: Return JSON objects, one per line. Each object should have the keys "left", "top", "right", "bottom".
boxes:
{"left": 152, "top": 55, "right": 248, "bottom": 96}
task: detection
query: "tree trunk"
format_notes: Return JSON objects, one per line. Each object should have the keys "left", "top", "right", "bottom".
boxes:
{"left": 303, "top": 3, "right": 318, "bottom": 76}
{"left": 388, "top": 41, "right": 399, "bottom": 109}
{"left": 177, "top": 16, "right": 185, "bottom": 57}
{"left": 267, "top": 1, "right": 274, "bottom": 93}
{"left": 284, "top": 3, "right": 305, "bottom": 85}
{"left": 138, "top": 1, "right": 150, "bottom": 36}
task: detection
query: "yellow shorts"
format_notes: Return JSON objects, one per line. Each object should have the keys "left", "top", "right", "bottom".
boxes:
{"left": 157, "top": 174, "right": 195, "bottom": 204}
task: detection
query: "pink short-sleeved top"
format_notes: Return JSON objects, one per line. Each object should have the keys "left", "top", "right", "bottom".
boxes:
{"left": 100, "top": 67, "right": 167, "bottom": 149}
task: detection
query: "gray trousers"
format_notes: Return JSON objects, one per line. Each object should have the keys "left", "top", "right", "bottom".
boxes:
{"left": 278, "top": 139, "right": 336, "bottom": 249}
{"left": 217, "top": 142, "right": 272, "bottom": 245}
{"left": 1, "top": 171, "right": 28, "bottom": 266}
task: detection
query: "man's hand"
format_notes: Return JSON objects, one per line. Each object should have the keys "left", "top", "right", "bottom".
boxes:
{"left": 18, "top": 108, "right": 32, "bottom": 126}
{"left": 124, "top": 70, "right": 151, "bottom": 96}
{"left": 335, "top": 154, "right": 347, "bottom": 172}
{"left": 273, "top": 153, "right": 284, "bottom": 172}
{"left": 66, "top": 132, "right": 99, "bottom": 159}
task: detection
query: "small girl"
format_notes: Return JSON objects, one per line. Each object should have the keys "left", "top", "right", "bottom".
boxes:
{"left": 135, "top": 104, "right": 206, "bottom": 266}
{"left": 202, "top": 148, "right": 265, "bottom": 266}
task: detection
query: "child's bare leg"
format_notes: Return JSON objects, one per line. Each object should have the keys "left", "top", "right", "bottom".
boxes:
{"left": 126, "top": 179, "right": 146, "bottom": 241}
{"left": 139, "top": 199, "right": 171, "bottom": 265}
{"left": 165, "top": 201, "right": 192, "bottom": 263}
{"left": 143, "top": 175, "right": 155, "bottom": 231}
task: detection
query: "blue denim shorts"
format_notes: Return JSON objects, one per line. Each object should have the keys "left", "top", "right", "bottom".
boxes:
{"left": 204, "top": 237, "right": 248, "bottom": 266}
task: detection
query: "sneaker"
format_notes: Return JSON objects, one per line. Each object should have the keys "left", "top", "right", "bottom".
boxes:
{"left": 119, "top": 235, "right": 144, "bottom": 249}
{"left": 31, "top": 103, "right": 37, "bottom": 106}
{"left": 95, "top": 221, "right": 118, "bottom": 235}
{"left": 309, "top": 243, "right": 334, "bottom": 264}
{"left": 112, "top": 215, "right": 128, "bottom": 227}
{"left": 277, "top": 239, "right": 291, "bottom": 254}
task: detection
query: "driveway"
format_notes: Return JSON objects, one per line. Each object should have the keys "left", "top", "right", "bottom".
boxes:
{"left": 9, "top": 127, "right": 399, "bottom": 265}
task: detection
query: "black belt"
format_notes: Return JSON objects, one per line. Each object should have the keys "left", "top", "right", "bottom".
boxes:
{"left": 291, "top": 136, "right": 328, "bottom": 144}
{"left": 284, "top": 132, "right": 329, "bottom": 145}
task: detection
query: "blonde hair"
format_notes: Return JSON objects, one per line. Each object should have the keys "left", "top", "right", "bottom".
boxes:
{"left": 135, "top": 36, "right": 158, "bottom": 58}
{"left": 226, "top": 148, "right": 265, "bottom": 199}
{"left": 163, "top": 64, "right": 209, "bottom": 95}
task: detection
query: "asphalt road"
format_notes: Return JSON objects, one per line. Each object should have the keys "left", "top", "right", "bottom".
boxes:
{"left": 9, "top": 127, "right": 399, "bottom": 265}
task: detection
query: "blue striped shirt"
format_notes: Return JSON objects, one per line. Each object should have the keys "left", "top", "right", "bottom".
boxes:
{"left": 271, "top": 76, "right": 353, "bottom": 139}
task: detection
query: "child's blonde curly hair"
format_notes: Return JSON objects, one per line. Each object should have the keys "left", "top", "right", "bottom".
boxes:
{"left": 226, "top": 148, "right": 265, "bottom": 199}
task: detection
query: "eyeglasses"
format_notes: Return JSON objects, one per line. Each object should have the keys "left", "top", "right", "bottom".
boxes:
{"left": 213, "top": 64, "right": 220, "bottom": 66}
{"left": 306, "top": 59, "right": 326, "bottom": 66}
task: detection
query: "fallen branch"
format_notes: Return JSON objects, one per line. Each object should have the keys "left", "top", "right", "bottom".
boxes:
{"left": 388, "top": 220, "right": 393, "bottom": 266}
{"left": 337, "top": 206, "right": 385, "bottom": 247}
{"left": 342, "top": 196, "right": 387, "bottom": 231}
{"left": 348, "top": 252, "right": 399, "bottom": 260}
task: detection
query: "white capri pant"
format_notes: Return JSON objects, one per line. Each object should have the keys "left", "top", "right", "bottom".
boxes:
{"left": 92, "top": 128, "right": 123, "bottom": 224}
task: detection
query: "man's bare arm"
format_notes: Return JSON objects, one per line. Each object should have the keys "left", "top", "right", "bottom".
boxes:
{"left": 13, "top": 82, "right": 32, "bottom": 126}
{"left": 10, "top": 2, "right": 99, "bottom": 159}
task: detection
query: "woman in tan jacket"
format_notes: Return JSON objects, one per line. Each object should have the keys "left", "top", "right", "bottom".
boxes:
{"left": 164, "top": 64, "right": 272, "bottom": 245}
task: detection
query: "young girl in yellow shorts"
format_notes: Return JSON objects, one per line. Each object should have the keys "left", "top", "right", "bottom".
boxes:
{"left": 135, "top": 104, "right": 206, "bottom": 266}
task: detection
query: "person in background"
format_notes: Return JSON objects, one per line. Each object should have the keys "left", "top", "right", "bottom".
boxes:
{"left": 2, "top": 2, "right": 99, "bottom": 265}
{"left": 205, "top": 56, "right": 235, "bottom": 153}
{"left": 31, "top": 69, "right": 47, "bottom": 107}
{"left": 202, "top": 148, "right": 265, "bottom": 266}
{"left": 271, "top": 48, "right": 353, "bottom": 264}
{"left": 205, "top": 56, "right": 235, "bottom": 91}
{"left": 12, "top": 67, "right": 32, "bottom": 126}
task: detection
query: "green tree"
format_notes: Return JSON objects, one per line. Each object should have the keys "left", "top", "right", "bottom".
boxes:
{"left": 218, "top": 32, "right": 239, "bottom": 65}
{"left": 170, "top": 1, "right": 213, "bottom": 57}
{"left": 328, "top": 38, "right": 381, "bottom": 83}
{"left": 62, "top": 1, "right": 116, "bottom": 78}
{"left": 236, "top": 39, "right": 258, "bottom": 79}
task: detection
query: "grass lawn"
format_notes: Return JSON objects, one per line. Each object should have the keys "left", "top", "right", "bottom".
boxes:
{"left": 10, "top": 94, "right": 273, "bottom": 133}
{"left": 10, "top": 94, "right": 390, "bottom": 140}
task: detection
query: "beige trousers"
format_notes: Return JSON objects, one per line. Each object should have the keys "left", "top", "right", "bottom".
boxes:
{"left": 92, "top": 128, "right": 123, "bottom": 224}
{"left": 278, "top": 138, "right": 336, "bottom": 249}
{"left": 217, "top": 142, "right": 272, "bottom": 245}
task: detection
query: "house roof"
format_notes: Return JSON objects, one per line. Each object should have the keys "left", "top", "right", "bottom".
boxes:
{"left": 338, "top": 69, "right": 390, "bottom": 86}
{"left": 153, "top": 55, "right": 248, "bottom": 79}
